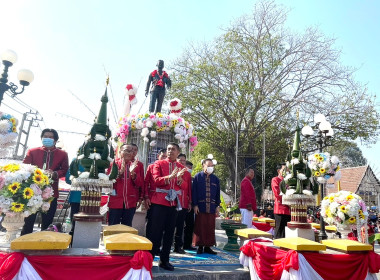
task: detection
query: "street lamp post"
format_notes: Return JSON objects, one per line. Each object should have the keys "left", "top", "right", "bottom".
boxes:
{"left": 0, "top": 49, "right": 34, "bottom": 106}
{"left": 301, "top": 113, "right": 334, "bottom": 241}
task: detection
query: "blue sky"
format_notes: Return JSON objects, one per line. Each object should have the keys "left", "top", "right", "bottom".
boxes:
{"left": 0, "top": 0, "right": 379, "bottom": 172}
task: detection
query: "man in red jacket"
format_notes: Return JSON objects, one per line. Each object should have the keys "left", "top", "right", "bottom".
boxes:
{"left": 21, "top": 128, "right": 69, "bottom": 235}
{"left": 239, "top": 169, "right": 257, "bottom": 228}
{"left": 149, "top": 142, "right": 188, "bottom": 271}
{"left": 271, "top": 164, "right": 290, "bottom": 239}
{"left": 144, "top": 148, "right": 167, "bottom": 238}
{"left": 108, "top": 144, "right": 144, "bottom": 226}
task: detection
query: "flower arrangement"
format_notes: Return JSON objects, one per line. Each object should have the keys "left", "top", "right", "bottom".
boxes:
{"left": 308, "top": 152, "right": 340, "bottom": 183}
{"left": 116, "top": 111, "right": 198, "bottom": 151}
{"left": 0, "top": 112, "right": 18, "bottom": 158}
{"left": 321, "top": 190, "right": 368, "bottom": 230}
{"left": 0, "top": 163, "right": 54, "bottom": 217}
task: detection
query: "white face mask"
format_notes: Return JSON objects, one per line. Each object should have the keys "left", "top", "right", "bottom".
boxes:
{"left": 206, "top": 166, "right": 214, "bottom": 174}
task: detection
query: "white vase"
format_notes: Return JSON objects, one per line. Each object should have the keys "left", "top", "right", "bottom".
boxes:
{"left": 2, "top": 213, "right": 25, "bottom": 243}
{"left": 338, "top": 227, "right": 352, "bottom": 239}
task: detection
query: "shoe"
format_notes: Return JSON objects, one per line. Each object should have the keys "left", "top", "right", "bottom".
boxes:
{"left": 173, "top": 248, "right": 186, "bottom": 254}
{"left": 159, "top": 261, "right": 174, "bottom": 271}
{"left": 204, "top": 246, "right": 217, "bottom": 255}
{"left": 196, "top": 246, "right": 204, "bottom": 254}
{"left": 183, "top": 246, "right": 197, "bottom": 251}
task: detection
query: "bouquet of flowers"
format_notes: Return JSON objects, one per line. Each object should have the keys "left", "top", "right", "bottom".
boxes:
{"left": 321, "top": 190, "right": 368, "bottom": 230}
{"left": 0, "top": 112, "right": 18, "bottom": 158}
{"left": 308, "top": 152, "right": 340, "bottom": 183}
{"left": 0, "top": 163, "right": 54, "bottom": 217}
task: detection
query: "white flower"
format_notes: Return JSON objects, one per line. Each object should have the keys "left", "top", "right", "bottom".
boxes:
{"left": 302, "top": 190, "right": 312, "bottom": 196}
{"left": 291, "top": 158, "right": 299, "bottom": 165}
{"left": 322, "top": 161, "right": 330, "bottom": 169}
{"left": 297, "top": 173, "right": 307, "bottom": 180}
{"left": 94, "top": 134, "right": 106, "bottom": 141}
{"left": 23, "top": 210, "right": 31, "bottom": 217}
{"left": 150, "top": 131, "right": 157, "bottom": 138}
{"left": 179, "top": 142, "right": 186, "bottom": 149}
{"left": 150, "top": 140, "right": 157, "bottom": 147}
{"left": 89, "top": 153, "right": 101, "bottom": 160}
{"left": 98, "top": 173, "right": 109, "bottom": 181}
{"left": 337, "top": 211, "right": 345, "bottom": 221}
{"left": 79, "top": 172, "right": 90, "bottom": 178}
{"left": 77, "top": 154, "right": 84, "bottom": 160}
{"left": 285, "top": 189, "right": 296, "bottom": 196}
{"left": 146, "top": 120, "right": 153, "bottom": 128}
{"left": 41, "top": 202, "right": 51, "bottom": 212}
{"left": 107, "top": 156, "right": 113, "bottom": 162}
{"left": 331, "top": 156, "right": 340, "bottom": 165}
{"left": 284, "top": 173, "right": 293, "bottom": 181}
{"left": 317, "top": 177, "right": 327, "bottom": 183}
{"left": 174, "top": 133, "right": 181, "bottom": 139}
{"left": 141, "top": 127, "right": 149, "bottom": 137}
{"left": 143, "top": 137, "right": 149, "bottom": 142}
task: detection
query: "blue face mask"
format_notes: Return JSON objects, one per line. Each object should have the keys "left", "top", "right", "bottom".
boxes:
{"left": 187, "top": 168, "right": 192, "bottom": 173}
{"left": 42, "top": 138, "right": 55, "bottom": 147}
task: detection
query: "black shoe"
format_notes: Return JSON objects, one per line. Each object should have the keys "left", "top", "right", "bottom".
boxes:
{"left": 173, "top": 248, "right": 186, "bottom": 254}
{"left": 196, "top": 246, "right": 204, "bottom": 254}
{"left": 184, "top": 246, "right": 197, "bottom": 251}
{"left": 159, "top": 261, "right": 174, "bottom": 271}
{"left": 204, "top": 246, "right": 217, "bottom": 255}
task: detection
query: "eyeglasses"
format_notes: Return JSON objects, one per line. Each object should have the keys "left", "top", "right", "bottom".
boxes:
{"left": 121, "top": 149, "right": 133, "bottom": 153}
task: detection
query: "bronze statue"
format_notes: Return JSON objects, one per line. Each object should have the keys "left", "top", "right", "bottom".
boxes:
{"left": 145, "top": 60, "right": 171, "bottom": 113}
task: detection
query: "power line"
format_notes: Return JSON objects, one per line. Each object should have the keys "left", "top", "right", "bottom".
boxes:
{"left": 1, "top": 102, "right": 23, "bottom": 115}
{"left": 68, "top": 89, "right": 96, "bottom": 116}
{"left": 56, "top": 130, "right": 87, "bottom": 135}
{"left": 55, "top": 112, "right": 92, "bottom": 126}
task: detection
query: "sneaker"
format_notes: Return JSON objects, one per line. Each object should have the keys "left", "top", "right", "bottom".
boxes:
{"left": 204, "top": 246, "right": 217, "bottom": 255}
{"left": 159, "top": 261, "right": 174, "bottom": 271}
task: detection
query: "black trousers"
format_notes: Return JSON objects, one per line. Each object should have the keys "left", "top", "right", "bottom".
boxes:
{"left": 21, "top": 198, "right": 58, "bottom": 235}
{"left": 149, "top": 89, "right": 165, "bottom": 113}
{"left": 69, "top": 202, "right": 80, "bottom": 235}
{"left": 274, "top": 214, "right": 291, "bottom": 239}
{"left": 145, "top": 207, "right": 152, "bottom": 238}
{"left": 183, "top": 208, "right": 194, "bottom": 248}
{"left": 174, "top": 209, "right": 187, "bottom": 249}
{"left": 148, "top": 204, "right": 178, "bottom": 263}
{"left": 108, "top": 207, "right": 136, "bottom": 226}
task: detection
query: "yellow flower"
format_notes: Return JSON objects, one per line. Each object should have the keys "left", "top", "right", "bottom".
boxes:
{"left": 314, "top": 171, "right": 320, "bottom": 176}
{"left": 314, "top": 154, "right": 320, "bottom": 158}
{"left": 11, "top": 202, "right": 24, "bottom": 212}
{"left": 358, "top": 209, "right": 363, "bottom": 215}
{"left": 157, "top": 113, "right": 163, "bottom": 118}
{"left": 346, "top": 194, "right": 354, "bottom": 201}
{"left": 9, "top": 118, "right": 16, "bottom": 125}
{"left": 8, "top": 182, "right": 21, "bottom": 194}
{"left": 318, "top": 156, "right": 324, "bottom": 161}
{"left": 329, "top": 196, "right": 334, "bottom": 202}
{"left": 131, "top": 124, "right": 136, "bottom": 129}
{"left": 34, "top": 169, "right": 43, "bottom": 176}
{"left": 2, "top": 163, "right": 20, "bottom": 172}
{"left": 12, "top": 126, "right": 17, "bottom": 132}
{"left": 323, "top": 196, "right": 329, "bottom": 200}
{"left": 326, "top": 208, "right": 332, "bottom": 218}
{"left": 23, "top": 187, "right": 34, "bottom": 199}
{"left": 348, "top": 217, "right": 356, "bottom": 224}
{"left": 320, "top": 168, "right": 326, "bottom": 174}
{"left": 33, "top": 174, "right": 44, "bottom": 185}
{"left": 42, "top": 175, "right": 50, "bottom": 185}
{"left": 339, "top": 205, "right": 347, "bottom": 213}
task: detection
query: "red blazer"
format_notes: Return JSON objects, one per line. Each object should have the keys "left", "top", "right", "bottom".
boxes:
{"left": 143, "top": 164, "right": 155, "bottom": 200}
{"left": 136, "top": 161, "right": 145, "bottom": 200}
{"left": 108, "top": 159, "right": 144, "bottom": 209}
{"left": 23, "top": 147, "right": 69, "bottom": 198}
{"left": 150, "top": 159, "right": 184, "bottom": 207}
{"left": 239, "top": 176, "right": 257, "bottom": 211}
{"left": 271, "top": 176, "right": 290, "bottom": 215}
{"left": 178, "top": 171, "right": 192, "bottom": 209}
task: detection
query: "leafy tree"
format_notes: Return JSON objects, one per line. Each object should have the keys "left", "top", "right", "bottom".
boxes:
{"left": 325, "top": 141, "right": 367, "bottom": 168}
{"left": 168, "top": 0, "right": 379, "bottom": 200}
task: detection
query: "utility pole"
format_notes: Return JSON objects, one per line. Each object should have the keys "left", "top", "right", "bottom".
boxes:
{"left": 13, "top": 110, "right": 43, "bottom": 159}
{"left": 262, "top": 128, "right": 265, "bottom": 208}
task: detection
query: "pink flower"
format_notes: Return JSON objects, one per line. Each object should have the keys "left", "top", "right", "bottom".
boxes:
{"left": 31, "top": 184, "right": 42, "bottom": 195}
{"left": 42, "top": 187, "right": 53, "bottom": 199}
{"left": 41, "top": 202, "right": 51, "bottom": 212}
{"left": 0, "top": 176, "right": 5, "bottom": 190}
{"left": 156, "top": 121, "right": 162, "bottom": 128}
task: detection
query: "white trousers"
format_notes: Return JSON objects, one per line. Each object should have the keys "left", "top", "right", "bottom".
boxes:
{"left": 240, "top": 208, "right": 253, "bottom": 228}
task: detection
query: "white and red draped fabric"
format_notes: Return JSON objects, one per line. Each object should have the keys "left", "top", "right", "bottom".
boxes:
{"left": 252, "top": 222, "right": 275, "bottom": 235}
{"left": 0, "top": 250, "right": 153, "bottom": 280}
{"left": 240, "top": 239, "right": 380, "bottom": 280}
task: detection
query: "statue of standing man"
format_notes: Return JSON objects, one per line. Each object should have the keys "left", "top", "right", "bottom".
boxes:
{"left": 145, "top": 60, "right": 171, "bottom": 113}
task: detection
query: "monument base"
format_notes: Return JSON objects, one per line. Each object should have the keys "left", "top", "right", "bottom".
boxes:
{"left": 72, "top": 213, "right": 103, "bottom": 248}
{"left": 285, "top": 226, "right": 315, "bottom": 241}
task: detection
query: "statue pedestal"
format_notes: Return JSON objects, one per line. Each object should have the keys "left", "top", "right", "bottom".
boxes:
{"left": 72, "top": 213, "right": 103, "bottom": 248}
{"left": 285, "top": 226, "right": 315, "bottom": 241}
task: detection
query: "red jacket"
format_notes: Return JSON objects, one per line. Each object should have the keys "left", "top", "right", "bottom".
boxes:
{"left": 271, "top": 176, "right": 290, "bottom": 215}
{"left": 178, "top": 171, "right": 192, "bottom": 209}
{"left": 143, "top": 164, "right": 155, "bottom": 200}
{"left": 136, "top": 161, "right": 145, "bottom": 200}
{"left": 108, "top": 159, "right": 144, "bottom": 209}
{"left": 150, "top": 159, "right": 184, "bottom": 207}
{"left": 239, "top": 176, "right": 257, "bottom": 211}
{"left": 23, "top": 147, "right": 69, "bottom": 198}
